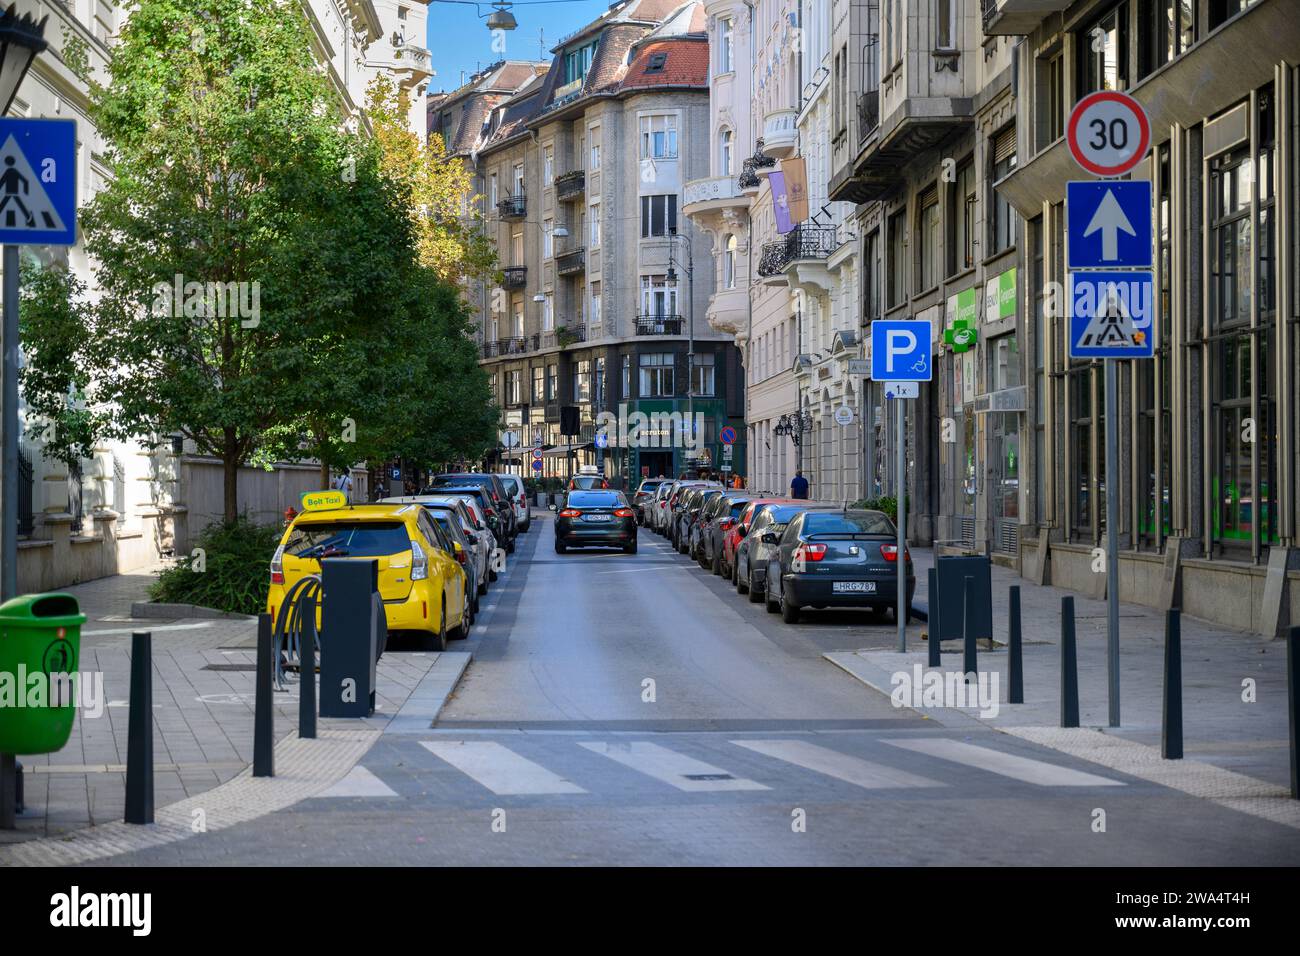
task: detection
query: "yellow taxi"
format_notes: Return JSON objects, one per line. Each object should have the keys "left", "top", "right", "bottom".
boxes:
{"left": 266, "top": 491, "right": 470, "bottom": 651}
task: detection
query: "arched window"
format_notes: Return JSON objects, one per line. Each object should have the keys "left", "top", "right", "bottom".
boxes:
{"left": 719, "top": 128, "right": 734, "bottom": 176}
{"left": 723, "top": 234, "right": 737, "bottom": 289}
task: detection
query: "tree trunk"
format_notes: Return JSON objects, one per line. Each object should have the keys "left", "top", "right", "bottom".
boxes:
{"left": 320, "top": 458, "right": 330, "bottom": 491}
{"left": 222, "top": 427, "right": 239, "bottom": 523}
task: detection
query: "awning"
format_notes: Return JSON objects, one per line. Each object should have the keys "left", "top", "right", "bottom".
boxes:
{"left": 542, "top": 442, "right": 591, "bottom": 458}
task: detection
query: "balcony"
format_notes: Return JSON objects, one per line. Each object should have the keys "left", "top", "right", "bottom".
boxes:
{"left": 760, "top": 108, "right": 798, "bottom": 159}
{"left": 981, "top": 0, "right": 1072, "bottom": 36}
{"left": 555, "top": 248, "right": 585, "bottom": 276}
{"left": 540, "top": 326, "right": 586, "bottom": 349}
{"left": 738, "top": 147, "right": 776, "bottom": 191}
{"left": 481, "top": 337, "right": 528, "bottom": 359}
{"left": 683, "top": 175, "right": 750, "bottom": 220}
{"left": 497, "top": 194, "right": 526, "bottom": 220}
{"left": 501, "top": 266, "right": 527, "bottom": 290}
{"left": 636, "top": 314, "right": 684, "bottom": 336}
{"left": 756, "top": 224, "right": 836, "bottom": 281}
{"left": 847, "top": 99, "right": 973, "bottom": 203}
{"left": 555, "top": 169, "right": 585, "bottom": 201}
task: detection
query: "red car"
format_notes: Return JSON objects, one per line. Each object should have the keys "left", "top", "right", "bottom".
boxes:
{"left": 720, "top": 497, "right": 799, "bottom": 581}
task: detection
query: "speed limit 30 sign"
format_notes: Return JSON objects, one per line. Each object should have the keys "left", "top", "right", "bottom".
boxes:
{"left": 1067, "top": 91, "right": 1150, "bottom": 177}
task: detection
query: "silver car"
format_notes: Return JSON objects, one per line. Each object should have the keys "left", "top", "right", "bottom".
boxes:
{"left": 383, "top": 494, "right": 498, "bottom": 591}
{"left": 494, "top": 473, "right": 530, "bottom": 533}
{"left": 733, "top": 503, "right": 836, "bottom": 601}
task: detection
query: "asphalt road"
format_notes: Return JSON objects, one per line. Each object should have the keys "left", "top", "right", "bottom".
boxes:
{"left": 102, "top": 515, "right": 1300, "bottom": 865}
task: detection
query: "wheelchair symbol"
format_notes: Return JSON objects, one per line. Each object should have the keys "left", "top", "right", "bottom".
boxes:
{"left": 910, "top": 357, "right": 928, "bottom": 374}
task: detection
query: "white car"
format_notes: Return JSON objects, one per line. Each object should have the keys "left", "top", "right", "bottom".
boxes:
{"left": 494, "top": 473, "right": 530, "bottom": 533}
{"left": 381, "top": 495, "right": 496, "bottom": 594}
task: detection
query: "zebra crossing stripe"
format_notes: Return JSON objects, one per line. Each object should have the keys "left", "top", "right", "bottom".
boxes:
{"left": 579, "top": 741, "right": 769, "bottom": 792}
{"left": 318, "top": 765, "right": 400, "bottom": 798}
{"left": 732, "top": 739, "right": 946, "bottom": 789}
{"left": 881, "top": 738, "right": 1125, "bottom": 787}
{"left": 421, "top": 741, "right": 587, "bottom": 795}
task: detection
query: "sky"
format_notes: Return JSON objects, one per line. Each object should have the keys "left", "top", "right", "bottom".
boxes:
{"left": 423, "top": 0, "right": 616, "bottom": 96}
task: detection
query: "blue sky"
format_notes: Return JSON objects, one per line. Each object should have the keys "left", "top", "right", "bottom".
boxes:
{"left": 424, "top": 0, "right": 614, "bottom": 95}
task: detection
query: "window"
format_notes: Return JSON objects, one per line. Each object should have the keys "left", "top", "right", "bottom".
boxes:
{"left": 547, "top": 363, "right": 557, "bottom": 400}
{"left": 621, "top": 354, "right": 630, "bottom": 398}
{"left": 719, "top": 17, "right": 734, "bottom": 73}
{"left": 511, "top": 299, "right": 524, "bottom": 338}
{"left": 1139, "top": 0, "right": 1195, "bottom": 79}
{"left": 639, "top": 352, "right": 675, "bottom": 397}
{"left": 543, "top": 218, "right": 554, "bottom": 258}
{"left": 640, "top": 114, "right": 678, "bottom": 160}
{"left": 990, "top": 126, "right": 1018, "bottom": 254}
{"left": 886, "top": 209, "right": 906, "bottom": 307}
{"left": 590, "top": 282, "right": 601, "bottom": 327}
{"left": 1078, "top": 2, "right": 1130, "bottom": 94}
{"left": 640, "top": 195, "right": 678, "bottom": 238}
{"left": 1210, "top": 0, "right": 1260, "bottom": 30}
{"left": 511, "top": 229, "right": 523, "bottom": 266}
{"left": 489, "top": 372, "right": 498, "bottom": 403}
{"left": 532, "top": 366, "right": 545, "bottom": 404}
{"left": 864, "top": 229, "right": 881, "bottom": 322}
{"left": 542, "top": 293, "right": 554, "bottom": 331}
{"left": 916, "top": 185, "right": 940, "bottom": 292}
{"left": 573, "top": 360, "right": 592, "bottom": 404}
{"left": 948, "top": 159, "right": 976, "bottom": 275}
{"left": 544, "top": 146, "right": 554, "bottom": 185}
{"left": 936, "top": 0, "right": 956, "bottom": 51}
{"left": 719, "top": 128, "right": 734, "bottom": 175}
{"left": 489, "top": 173, "right": 498, "bottom": 207}
{"left": 564, "top": 42, "right": 595, "bottom": 84}
{"left": 645, "top": 52, "right": 668, "bottom": 74}
{"left": 512, "top": 162, "right": 524, "bottom": 196}
{"left": 589, "top": 202, "right": 601, "bottom": 246}
{"left": 589, "top": 128, "right": 601, "bottom": 170}
{"left": 594, "top": 356, "right": 606, "bottom": 406}
{"left": 506, "top": 369, "right": 522, "bottom": 405}
{"left": 1046, "top": 51, "right": 1065, "bottom": 146}
{"left": 640, "top": 274, "right": 679, "bottom": 317}
{"left": 833, "top": 46, "right": 848, "bottom": 138}
{"left": 692, "top": 353, "right": 716, "bottom": 397}
{"left": 723, "top": 234, "right": 737, "bottom": 289}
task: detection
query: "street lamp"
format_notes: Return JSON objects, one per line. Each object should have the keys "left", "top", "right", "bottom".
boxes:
{"left": 773, "top": 410, "right": 813, "bottom": 474}
{"left": 0, "top": 1, "right": 49, "bottom": 833}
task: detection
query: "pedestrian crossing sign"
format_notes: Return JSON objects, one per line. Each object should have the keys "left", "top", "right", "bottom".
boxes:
{"left": 1068, "top": 271, "right": 1155, "bottom": 359}
{"left": 0, "top": 118, "right": 77, "bottom": 246}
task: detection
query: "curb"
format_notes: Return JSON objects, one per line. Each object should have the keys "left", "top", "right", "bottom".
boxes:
{"left": 129, "top": 601, "right": 256, "bottom": 621}
{"left": 385, "top": 651, "right": 472, "bottom": 734}
{"left": 823, "top": 650, "right": 987, "bottom": 730}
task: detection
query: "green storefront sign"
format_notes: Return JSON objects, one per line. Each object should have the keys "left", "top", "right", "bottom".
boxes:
{"left": 986, "top": 268, "right": 1016, "bottom": 323}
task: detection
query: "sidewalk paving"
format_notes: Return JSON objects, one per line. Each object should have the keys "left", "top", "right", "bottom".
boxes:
{"left": 1, "top": 567, "right": 467, "bottom": 849}
{"left": 827, "top": 546, "right": 1296, "bottom": 807}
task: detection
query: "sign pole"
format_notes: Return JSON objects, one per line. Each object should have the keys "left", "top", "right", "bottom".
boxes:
{"left": 896, "top": 397, "right": 906, "bottom": 653}
{"left": 1105, "top": 357, "right": 1120, "bottom": 727}
{"left": 1, "top": 243, "right": 18, "bottom": 603}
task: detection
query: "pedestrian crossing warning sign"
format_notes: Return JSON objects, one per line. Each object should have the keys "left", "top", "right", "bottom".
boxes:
{"left": 0, "top": 118, "right": 77, "bottom": 247}
{"left": 1068, "top": 270, "right": 1155, "bottom": 359}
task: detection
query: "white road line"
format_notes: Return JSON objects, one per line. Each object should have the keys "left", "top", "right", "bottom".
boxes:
{"left": 420, "top": 741, "right": 587, "bottom": 795}
{"left": 82, "top": 621, "right": 215, "bottom": 636}
{"left": 579, "top": 741, "right": 769, "bottom": 792}
{"left": 881, "top": 738, "right": 1125, "bottom": 787}
{"left": 732, "top": 739, "right": 945, "bottom": 789}
{"left": 318, "top": 765, "right": 400, "bottom": 798}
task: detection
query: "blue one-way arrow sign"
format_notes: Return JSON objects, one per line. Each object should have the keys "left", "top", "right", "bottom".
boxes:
{"left": 1067, "top": 180, "right": 1151, "bottom": 270}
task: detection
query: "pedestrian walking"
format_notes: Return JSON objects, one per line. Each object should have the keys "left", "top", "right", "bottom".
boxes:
{"left": 332, "top": 470, "right": 353, "bottom": 500}
{"left": 790, "top": 469, "right": 809, "bottom": 499}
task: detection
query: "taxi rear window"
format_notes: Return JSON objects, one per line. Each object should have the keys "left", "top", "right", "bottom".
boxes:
{"left": 285, "top": 521, "right": 410, "bottom": 558}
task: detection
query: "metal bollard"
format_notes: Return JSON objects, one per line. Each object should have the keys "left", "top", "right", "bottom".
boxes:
{"left": 12, "top": 760, "right": 20, "bottom": 814}
{"left": 1060, "top": 596, "right": 1079, "bottom": 728}
{"left": 1162, "top": 608, "right": 1183, "bottom": 759}
{"left": 254, "top": 613, "right": 275, "bottom": 778}
{"left": 927, "top": 567, "right": 941, "bottom": 667}
{"left": 1008, "top": 585, "right": 1023, "bottom": 705}
{"left": 962, "top": 575, "right": 977, "bottom": 681}
{"left": 0, "top": 753, "right": 15, "bottom": 827}
{"left": 1287, "top": 626, "right": 1299, "bottom": 800}
{"left": 125, "top": 631, "right": 154, "bottom": 824}
{"left": 299, "top": 592, "right": 317, "bottom": 740}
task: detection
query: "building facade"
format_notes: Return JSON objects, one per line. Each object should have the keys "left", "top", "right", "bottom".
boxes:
{"left": 453, "top": 0, "right": 746, "bottom": 486}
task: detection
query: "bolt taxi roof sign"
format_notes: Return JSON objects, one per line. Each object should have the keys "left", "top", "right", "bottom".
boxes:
{"left": 0, "top": 118, "right": 77, "bottom": 246}
{"left": 300, "top": 489, "right": 348, "bottom": 512}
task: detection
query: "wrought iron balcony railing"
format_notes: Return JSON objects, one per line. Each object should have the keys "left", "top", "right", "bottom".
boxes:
{"left": 858, "top": 90, "right": 880, "bottom": 142}
{"left": 635, "top": 314, "right": 684, "bottom": 336}
{"left": 756, "top": 224, "right": 837, "bottom": 277}
{"left": 496, "top": 194, "right": 526, "bottom": 219}
{"left": 555, "top": 169, "right": 585, "bottom": 201}
{"left": 501, "top": 266, "right": 527, "bottom": 289}
{"left": 481, "top": 336, "right": 528, "bottom": 358}
{"left": 555, "top": 248, "right": 585, "bottom": 276}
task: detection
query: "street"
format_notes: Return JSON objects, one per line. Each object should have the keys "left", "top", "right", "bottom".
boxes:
{"left": 88, "top": 517, "right": 1299, "bottom": 866}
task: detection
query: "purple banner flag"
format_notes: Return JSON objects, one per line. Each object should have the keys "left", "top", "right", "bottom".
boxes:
{"left": 770, "top": 170, "right": 794, "bottom": 234}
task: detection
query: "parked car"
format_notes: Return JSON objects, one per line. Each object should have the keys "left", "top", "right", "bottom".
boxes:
{"left": 679, "top": 488, "right": 723, "bottom": 555}
{"left": 696, "top": 493, "right": 751, "bottom": 573}
{"left": 668, "top": 482, "right": 719, "bottom": 548}
{"left": 425, "top": 473, "right": 517, "bottom": 552}
{"left": 763, "top": 509, "right": 914, "bottom": 624}
{"left": 382, "top": 495, "right": 492, "bottom": 598}
{"left": 420, "top": 485, "right": 507, "bottom": 570}
{"left": 632, "top": 477, "right": 668, "bottom": 525}
{"left": 551, "top": 489, "right": 638, "bottom": 554}
{"left": 267, "top": 502, "right": 469, "bottom": 651}
{"left": 494, "top": 473, "right": 530, "bottom": 533}
{"left": 734, "top": 503, "right": 837, "bottom": 602}
{"left": 722, "top": 498, "right": 798, "bottom": 582}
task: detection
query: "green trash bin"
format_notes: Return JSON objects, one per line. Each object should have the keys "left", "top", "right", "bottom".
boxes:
{"left": 0, "top": 593, "right": 86, "bottom": 755}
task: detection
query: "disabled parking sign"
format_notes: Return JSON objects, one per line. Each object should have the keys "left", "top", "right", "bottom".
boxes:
{"left": 0, "top": 118, "right": 77, "bottom": 246}
{"left": 870, "top": 319, "right": 932, "bottom": 382}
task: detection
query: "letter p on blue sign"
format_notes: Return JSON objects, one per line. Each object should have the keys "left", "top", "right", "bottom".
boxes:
{"left": 871, "top": 319, "right": 933, "bottom": 382}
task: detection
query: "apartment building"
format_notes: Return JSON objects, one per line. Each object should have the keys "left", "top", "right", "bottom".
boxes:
{"left": 11, "top": 0, "right": 433, "bottom": 592}
{"left": 459, "top": 0, "right": 745, "bottom": 485}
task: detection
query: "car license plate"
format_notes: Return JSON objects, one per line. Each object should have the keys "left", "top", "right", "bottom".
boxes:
{"left": 833, "top": 581, "right": 875, "bottom": 593}
{"left": 584, "top": 514, "right": 612, "bottom": 522}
